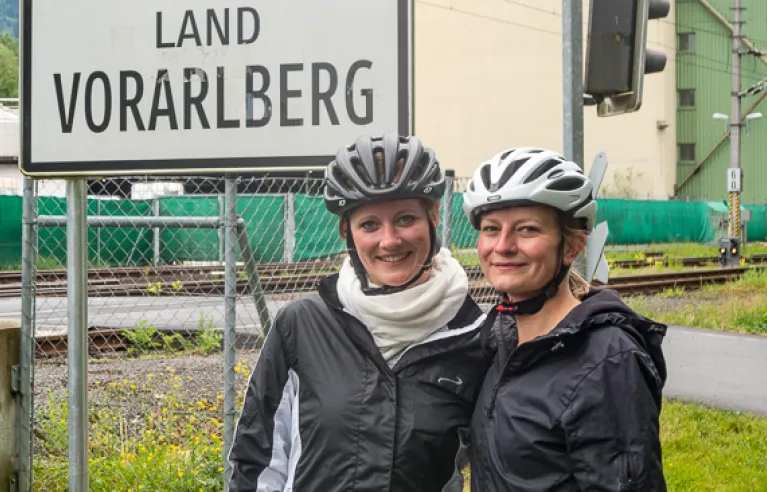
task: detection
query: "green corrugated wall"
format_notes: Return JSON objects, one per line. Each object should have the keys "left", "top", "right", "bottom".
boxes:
{"left": 676, "top": 0, "right": 767, "bottom": 202}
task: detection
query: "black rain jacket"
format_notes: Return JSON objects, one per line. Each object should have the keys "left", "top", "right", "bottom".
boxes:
{"left": 469, "top": 288, "right": 668, "bottom": 491}
{"left": 229, "top": 274, "right": 490, "bottom": 492}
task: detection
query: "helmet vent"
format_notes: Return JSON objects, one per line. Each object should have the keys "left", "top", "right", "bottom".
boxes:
{"left": 480, "top": 164, "right": 493, "bottom": 191}
{"left": 524, "top": 159, "right": 561, "bottom": 184}
{"left": 547, "top": 176, "right": 584, "bottom": 191}
{"left": 351, "top": 157, "right": 373, "bottom": 187}
{"left": 333, "top": 167, "right": 356, "bottom": 191}
{"left": 491, "top": 158, "right": 528, "bottom": 191}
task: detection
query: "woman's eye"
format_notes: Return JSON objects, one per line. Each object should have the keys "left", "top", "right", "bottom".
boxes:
{"left": 360, "top": 221, "right": 378, "bottom": 231}
{"left": 481, "top": 225, "right": 499, "bottom": 233}
{"left": 398, "top": 215, "right": 416, "bottom": 225}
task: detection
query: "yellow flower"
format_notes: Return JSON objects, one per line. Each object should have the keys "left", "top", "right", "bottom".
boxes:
{"left": 178, "top": 471, "right": 184, "bottom": 478}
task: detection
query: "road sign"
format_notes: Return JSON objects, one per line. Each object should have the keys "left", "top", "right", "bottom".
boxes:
{"left": 727, "top": 168, "right": 742, "bottom": 192}
{"left": 21, "top": 0, "right": 413, "bottom": 177}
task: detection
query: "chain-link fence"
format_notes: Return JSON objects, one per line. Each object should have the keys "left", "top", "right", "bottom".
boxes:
{"left": 18, "top": 175, "right": 378, "bottom": 491}
{"left": 9, "top": 172, "right": 767, "bottom": 490}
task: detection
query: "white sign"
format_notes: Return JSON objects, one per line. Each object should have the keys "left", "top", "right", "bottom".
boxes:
{"left": 21, "top": 0, "right": 413, "bottom": 177}
{"left": 727, "top": 167, "right": 742, "bottom": 192}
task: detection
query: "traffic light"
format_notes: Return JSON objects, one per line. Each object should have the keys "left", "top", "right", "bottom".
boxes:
{"left": 718, "top": 237, "right": 741, "bottom": 267}
{"left": 584, "top": 0, "right": 670, "bottom": 117}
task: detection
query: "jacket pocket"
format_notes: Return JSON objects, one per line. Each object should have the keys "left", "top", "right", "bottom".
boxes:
{"left": 618, "top": 451, "right": 645, "bottom": 491}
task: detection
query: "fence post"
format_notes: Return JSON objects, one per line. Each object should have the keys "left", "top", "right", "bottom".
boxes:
{"left": 18, "top": 178, "right": 36, "bottom": 492}
{"left": 1, "top": 320, "right": 20, "bottom": 492}
{"left": 218, "top": 195, "right": 225, "bottom": 264}
{"left": 66, "top": 179, "right": 89, "bottom": 491}
{"left": 152, "top": 198, "right": 160, "bottom": 266}
{"left": 441, "top": 171, "right": 454, "bottom": 250}
{"left": 283, "top": 192, "right": 296, "bottom": 263}
{"left": 223, "top": 177, "right": 237, "bottom": 491}
{"left": 236, "top": 222, "right": 273, "bottom": 336}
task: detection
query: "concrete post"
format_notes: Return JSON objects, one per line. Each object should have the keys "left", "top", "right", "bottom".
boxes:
{"left": 0, "top": 320, "right": 20, "bottom": 492}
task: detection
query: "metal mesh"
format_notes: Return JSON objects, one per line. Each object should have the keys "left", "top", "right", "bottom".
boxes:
{"left": 24, "top": 176, "right": 352, "bottom": 490}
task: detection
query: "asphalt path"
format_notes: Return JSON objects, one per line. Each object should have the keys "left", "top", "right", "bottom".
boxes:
{"left": 662, "top": 325, "right": 767, "bottom": 416}
{"left": 0, "top": 298, "right": 765, "bottom": 415}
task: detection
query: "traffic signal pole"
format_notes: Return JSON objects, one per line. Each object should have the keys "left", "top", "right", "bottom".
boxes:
{"left": 562, "top": 0, "right": 587, "bottom": 277}
{"left": 562, "top": 0, "right": 584, "bottom": 169}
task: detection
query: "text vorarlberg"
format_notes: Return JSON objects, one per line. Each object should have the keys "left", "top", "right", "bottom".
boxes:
{"left": 54, "top": 7, "right": 374, "bottom": 134}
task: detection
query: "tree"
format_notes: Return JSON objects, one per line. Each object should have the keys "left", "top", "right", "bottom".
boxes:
{"left": 0, "top": 42, "right": 17, "bottom": 97}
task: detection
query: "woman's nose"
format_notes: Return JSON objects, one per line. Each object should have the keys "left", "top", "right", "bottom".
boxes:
{"left": 379, "top": 224, "right": 402, "bottom": 249}
{"left": 493, "top": 231, "right": 517, "bottom": 255}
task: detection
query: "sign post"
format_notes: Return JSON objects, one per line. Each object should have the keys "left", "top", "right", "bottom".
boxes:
{"left": 21, "top": 1, "right": 414, "bottom": 490}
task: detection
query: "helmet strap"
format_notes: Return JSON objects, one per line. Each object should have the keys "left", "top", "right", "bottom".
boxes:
{"left": 495, "top": 238, "right": 569, "bottom": 316}
{"left": 344, "top": 218, "right": 438, "bottom": 296}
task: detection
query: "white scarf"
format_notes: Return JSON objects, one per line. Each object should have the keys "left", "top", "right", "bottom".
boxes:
{"left": 337, "top": 248, "right": 469, "bottom": 365}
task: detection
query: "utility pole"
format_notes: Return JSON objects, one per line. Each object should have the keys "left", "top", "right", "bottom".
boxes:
{"left": 720, "top": 0, "right": 744, "bottom": 266}
{"left": 729, "top": 0, "right": 742, "bottom": 240}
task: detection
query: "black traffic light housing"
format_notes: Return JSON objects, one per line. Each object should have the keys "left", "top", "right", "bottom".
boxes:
{"left": 718, "top": 237, "right": 741, "bottom": 267}
{"left": 585, "top": 0, "right": 670, "bottom": 116}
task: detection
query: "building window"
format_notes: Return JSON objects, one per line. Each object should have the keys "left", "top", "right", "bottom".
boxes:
{"left": 678, "top": 89, "right": 695, "bottom": 108}
{"left": 678, "top": 33, "right": 695, "bottom": 52}
{"left": 679, "top": 143, "right": 696, "bottom": 162}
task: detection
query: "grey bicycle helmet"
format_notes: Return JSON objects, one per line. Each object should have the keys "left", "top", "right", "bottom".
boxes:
{"left": 324, "top": 132, "right": 446, "bottom": 216}
{"left": 323, "top": 132, "right": 447, "bottom": 295}
{"left": 462, "top": 147, "right": 597, "bottom": 315}
{"left": 463, "top": 147, "right": 596, "bottom": 233}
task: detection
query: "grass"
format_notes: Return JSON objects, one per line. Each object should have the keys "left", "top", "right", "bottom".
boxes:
{"left": 461, "top": 398, "right": 767, "bottom": 491}
{"left": 659, "top": 399, "right": 767, "bottom": 491}
{"left": 603, "top": 241, "right": 767, "bottom": 262}
{"left": 32, "top": 360, "right": 767, "bottom": 492}
{"left": 33, "top": 360, "right": 255, "bottom": 491}
{"left": 627, "top": 268, "right": 767, "bottom": 335}
{"left": 453, "top": 241, "right": 767, "bottom": 269}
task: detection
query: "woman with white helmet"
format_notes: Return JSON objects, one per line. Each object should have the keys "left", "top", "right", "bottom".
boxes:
{"left": 463, "top": 147, "right": 668, "bottom": 491}
{"left": 229, "top": 132, "right": 489, "bottom": 492}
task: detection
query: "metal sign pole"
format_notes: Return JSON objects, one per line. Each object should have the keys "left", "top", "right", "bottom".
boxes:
{"left": 223, "top": 177, "right": 238, "bottom": 491}
{"left": 66, "top": 179, "right": 88, "bottom": 491}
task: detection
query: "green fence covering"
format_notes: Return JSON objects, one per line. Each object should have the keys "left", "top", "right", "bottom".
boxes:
{"left": 293, "top": 195, "right": 345, "bottom": 261}
{"left": 237, "top": 195, "right": 285, "bottom": 263}
{"left": 595, "top": 199, "right": 717, "bottom": 245}
{"left": 1, "top": 193, "right": 766, "bottom": 269}
{"left": 0, "top": 195, "right": 22, "bottom": 268}
{"left": 159, "top": 196, "right": 220, "bottom": 263}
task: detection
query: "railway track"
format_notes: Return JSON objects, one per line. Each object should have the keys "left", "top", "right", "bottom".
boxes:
{"left": 3, "top": 252, "right": 765, "bottom": 289}
{"left": 29, "top": 265, "right": 760, "bottom": 358}
{"left": 1, "top": 259, "right": 760, "bottom": 299}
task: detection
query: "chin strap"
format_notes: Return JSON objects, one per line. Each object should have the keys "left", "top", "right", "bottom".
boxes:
{"left": 345, "top": 217, "right": 439, "bottom": 296}
{"left": 495, "top": 239, "right": 569, "bottom": 316}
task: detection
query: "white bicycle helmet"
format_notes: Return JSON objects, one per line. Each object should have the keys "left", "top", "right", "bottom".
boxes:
{"left": 462, "top": 147, "right": 596, "bottom": 232}
{"left": 462, "top": 147, "right": 597, "bottom": 315}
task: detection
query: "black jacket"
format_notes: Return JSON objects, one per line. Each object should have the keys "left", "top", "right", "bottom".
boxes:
{"left": 469, "top": 288, "right": 668, "bottom": 491}
{"left": 229, "top": 274, "right": 489, "bottom": 492}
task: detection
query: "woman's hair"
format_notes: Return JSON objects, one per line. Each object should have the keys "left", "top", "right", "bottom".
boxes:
{"left": 558, "top": 214, "right": 591, "bottom": 299}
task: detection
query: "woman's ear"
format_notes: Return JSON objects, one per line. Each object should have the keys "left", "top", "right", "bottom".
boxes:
{"left": 428, "top": 201, "right": 441, "bottom": 228}
{"left": 563, "top": 232, "right": 586, "bottom": 265}
{"left": 338, "top": 218, "right": 347, "bottom": 241}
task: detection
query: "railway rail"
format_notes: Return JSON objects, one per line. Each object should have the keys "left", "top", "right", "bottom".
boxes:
{"left": 1, "top": 258, "right": 761, "bottom": 298}
{"left": 27, "top": 265, "right": 761, "bottom": 358}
